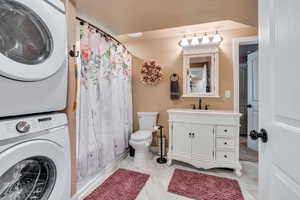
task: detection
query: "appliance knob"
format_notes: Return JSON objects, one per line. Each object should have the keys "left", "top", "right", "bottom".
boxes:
{"left": 16, "top": 121, "right": 31, "bottom": 134}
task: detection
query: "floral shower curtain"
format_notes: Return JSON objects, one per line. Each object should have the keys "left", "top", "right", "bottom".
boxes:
{"left": 77, "top": 23, "right": 132, "bottom": 183}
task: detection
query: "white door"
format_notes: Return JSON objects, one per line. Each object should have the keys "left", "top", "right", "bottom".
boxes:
{"left": 258, "top": 0, "right": 300, "bottom": 199}
{"left": 0, "top": 0, "right": 66, "bottom": 81}
{"left": 247, "top": 51, "right": 259, "bottom": 151}
{"left": 191, "top": 125, "right": 214, "bottom": 160}
{"left": 172, "top": 123, "right": 191, "bottom": 158}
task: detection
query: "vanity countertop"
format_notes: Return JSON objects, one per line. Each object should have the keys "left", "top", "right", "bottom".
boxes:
{"left": 167, "top": 109, "right": 242, "bottom": 117}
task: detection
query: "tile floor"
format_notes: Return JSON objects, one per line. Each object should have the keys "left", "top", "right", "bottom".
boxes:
{"left": 240, "top": 136, "right": 258, "bottom": 162}
{"left": 87, "top": 155, "right": 258, "bottom": 200}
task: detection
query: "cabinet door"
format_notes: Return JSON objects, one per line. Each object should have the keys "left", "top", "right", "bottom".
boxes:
{"left": 172, "top": 123, "right": 191, "bottom": 158}
{"left": 191, "top": 125, "right": 214, "bottom": 160}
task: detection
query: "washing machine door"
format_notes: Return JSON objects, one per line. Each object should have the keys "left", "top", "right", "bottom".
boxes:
{"left": 0, "top": 140, "right": 70, "bottom": 200}
{"left": 0, "top": 0, "right": 67, "bottom": 81}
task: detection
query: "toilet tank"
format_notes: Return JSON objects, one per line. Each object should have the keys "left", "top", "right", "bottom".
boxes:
{"left": 138, "top": 112, "right": 158, "bottom": 131}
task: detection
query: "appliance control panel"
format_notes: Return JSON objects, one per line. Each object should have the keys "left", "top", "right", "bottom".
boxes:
{"left": 38, "top": 117, "right": 54, "bottom": 129}
{"left": 0, "top": 113, "right": 67, "bottom": 141}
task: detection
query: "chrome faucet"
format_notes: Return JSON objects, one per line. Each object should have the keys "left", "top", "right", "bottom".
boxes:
{"left": 198, "top": 98, "right": 202, "bottom": 110}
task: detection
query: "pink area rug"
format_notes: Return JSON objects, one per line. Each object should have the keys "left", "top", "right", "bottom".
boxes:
{"left": 168, "top": 169, "right": 244, "bottom": 200}
{"left": 84, "top": 168, "right": 150, "bottom": 200}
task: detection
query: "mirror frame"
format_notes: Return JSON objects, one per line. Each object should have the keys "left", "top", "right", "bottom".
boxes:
{"left": 182, "top": 45, "right": 220, "bottom": 98}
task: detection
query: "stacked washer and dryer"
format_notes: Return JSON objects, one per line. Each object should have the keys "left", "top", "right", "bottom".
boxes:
{"left": 0, "top": 0, "right": 71, "bottom": 200}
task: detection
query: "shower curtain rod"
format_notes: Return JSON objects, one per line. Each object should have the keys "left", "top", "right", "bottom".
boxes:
{"left": 76, "top": 17, "right": 123, "bottom": 46}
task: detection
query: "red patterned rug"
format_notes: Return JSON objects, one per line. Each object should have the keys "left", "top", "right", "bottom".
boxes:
{"left": 168, "top": 169, "right": 244, "bottom": 200}
{"left": 84, "top": 168, "right": 150, "bottom": 200}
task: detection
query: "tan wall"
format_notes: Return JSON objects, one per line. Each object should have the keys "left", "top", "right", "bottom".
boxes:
{"left": 65, "top": 0, "right": 78, "bottom": 196}
{"left": 124, "top": 27, "right": 257, "bottom": 140}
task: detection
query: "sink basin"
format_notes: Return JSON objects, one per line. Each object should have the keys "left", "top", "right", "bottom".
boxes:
{"left": 167, "top": 108, "right": 241, "bottom": 116}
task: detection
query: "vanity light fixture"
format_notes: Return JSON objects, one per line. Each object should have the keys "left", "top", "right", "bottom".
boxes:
{"left": 213, "top": 31, "right": 222, "bottom": 43}
{"left": 202, "top": 32, "right": 210, "bottom": 44}
{"left": 191, "top": 34, "right": 199, "bottom": 46}
{"left": 180, "top": 35, "right": 189, "bottom": 47}
{"left": 179, "top": 31, "right": 223, "bottom": 48}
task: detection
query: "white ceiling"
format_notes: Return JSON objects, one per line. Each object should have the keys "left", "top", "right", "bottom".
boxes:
{"left": 76, "top": 0, "right": 258, "bottom": 35}
{"left": 117, "top": 20, "right": 251, "bottom": 42}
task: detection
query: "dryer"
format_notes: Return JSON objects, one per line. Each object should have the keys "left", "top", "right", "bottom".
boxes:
{"left": 0, "top": 113, "right": 71, "bottom": 200}
{"left": 0, "top": 0, "right": 68, "bottom": 117}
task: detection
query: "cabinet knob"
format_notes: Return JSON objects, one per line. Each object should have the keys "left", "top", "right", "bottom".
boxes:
{"left": 224, "top": 155, "right": 228, "bottom": 158}
{"left": 192, "top": 133, "right": 195, "bottom": 137}
{"left": 224, "top": 142, "right": 227, "bottom": 145}
{"left": 224, "top": 129, "right": 228, "bottom": 133}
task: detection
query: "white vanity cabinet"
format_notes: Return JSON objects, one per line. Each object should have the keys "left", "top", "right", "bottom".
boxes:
{"left": 167, "top": 109, "right": 242, "bottom": 176}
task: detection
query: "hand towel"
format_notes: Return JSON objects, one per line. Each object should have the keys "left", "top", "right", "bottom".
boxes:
{"left": 170, "top": 74, "right": 180, "bottom": 100}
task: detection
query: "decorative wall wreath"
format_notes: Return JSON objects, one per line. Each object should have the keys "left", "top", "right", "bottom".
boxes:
{"left": 140, "top": 60, "right": 164, "bottom": 85}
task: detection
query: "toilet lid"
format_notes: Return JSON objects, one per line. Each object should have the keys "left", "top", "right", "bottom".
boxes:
{"left": 131, "top": 130, "right": 152, "bottom": 141}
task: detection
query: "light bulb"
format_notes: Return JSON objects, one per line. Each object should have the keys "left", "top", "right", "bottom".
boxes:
{"left": 213, "top": 31, "right": 222, "bottom": 43}
{"left": 202, "top": 33, "right": 210, "bottom": 44}
{"left": 180, "top": 35, "right": 189, "bottom": 47}
{"left": 191, "top": 34, "right": 199, "bottom": 45}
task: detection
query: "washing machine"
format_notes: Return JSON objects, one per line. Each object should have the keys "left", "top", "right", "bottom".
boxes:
{"left": 0, "top": 113, "right": 71, "bottom": 200}
{"left": 0, "top": 0, "right": 68, "bottom": 117}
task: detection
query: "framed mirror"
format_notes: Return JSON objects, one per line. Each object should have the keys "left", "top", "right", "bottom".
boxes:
{"left": 182, "top": 46, "right": 219, "bottom": 97}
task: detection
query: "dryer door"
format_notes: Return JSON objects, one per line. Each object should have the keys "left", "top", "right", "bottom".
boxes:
{"left": 0, "top": 140, "right": 70, "bottom": 200}
{"left": 0, "top": 0, "right": 67, "bottom": 81}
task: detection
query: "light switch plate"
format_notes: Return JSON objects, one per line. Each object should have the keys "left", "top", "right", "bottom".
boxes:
{"left": 225, "top": 90, "right": 231, "bottom": 98}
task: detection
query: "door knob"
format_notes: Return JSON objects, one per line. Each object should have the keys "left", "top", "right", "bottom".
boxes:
{"left": 250, "top": 129, "right": 268, "bottom": 143}
{"left": 247, "top": 104, "right": 253, "bottom": 108}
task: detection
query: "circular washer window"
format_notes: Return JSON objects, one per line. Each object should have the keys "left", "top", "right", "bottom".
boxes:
{"left": 0, "top": 156, "right": 56, "bottom": 200}
{"left": 0, "top": 0, "right": 53, "bottom": 65}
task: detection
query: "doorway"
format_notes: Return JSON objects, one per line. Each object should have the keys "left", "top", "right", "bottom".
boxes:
{"left": 239, "top": 44, "right": 259, "bottom": 162}
{"left": 233, "top": 37, "right": 259, "bottom": 163}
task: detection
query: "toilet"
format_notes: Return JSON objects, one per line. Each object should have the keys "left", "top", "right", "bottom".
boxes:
{"left": 130, "top": 112, "right": 158, "bottom": 167}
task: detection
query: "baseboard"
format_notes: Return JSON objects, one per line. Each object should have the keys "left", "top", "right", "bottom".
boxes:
{"left": 72, "top": 151, "right": 129, "bottom": 200}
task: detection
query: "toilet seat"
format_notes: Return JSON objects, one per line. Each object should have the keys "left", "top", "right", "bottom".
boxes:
{"left": 131, "top": 130, "right": 152, "bottom": 142}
